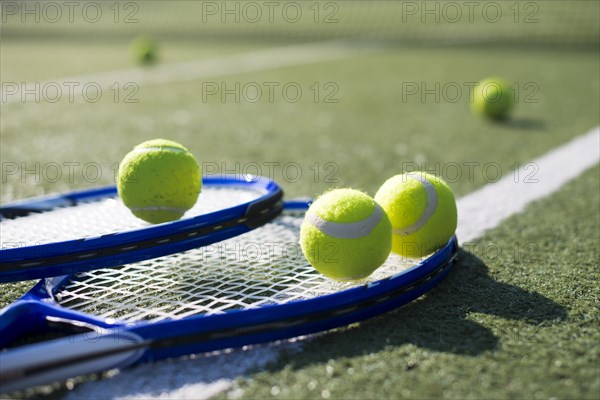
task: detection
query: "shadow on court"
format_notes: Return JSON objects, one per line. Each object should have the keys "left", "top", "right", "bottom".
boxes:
{"left": 284, "top": 248, "right": 567, "bottom": 360}
{"left": 496, "top": 116, "right": 547, "bottom": 130}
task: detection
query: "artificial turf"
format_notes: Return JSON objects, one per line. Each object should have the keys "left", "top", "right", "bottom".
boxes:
{"left": 2, "top": 41, "right": 598, "bottom": 203}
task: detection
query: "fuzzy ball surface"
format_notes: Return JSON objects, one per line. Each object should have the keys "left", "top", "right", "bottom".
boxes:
{"left": 130, "top": 35, "right": 157, "bottom": 64}
{"left": 472, "top": 77, "right": 514, "bottom": 119}
{"left": 299, "top": 189, "right": 392, "bottom": 281}
{"left": 118, "top": 139, "right": 201, "bottom": 224}
{"left": 375, "top": 172, "right": 457, "bottom": 258}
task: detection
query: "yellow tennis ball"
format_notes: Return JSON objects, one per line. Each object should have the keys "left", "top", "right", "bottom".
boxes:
{"left": 472, "top": 77, "right": 514, "bottom": 120}
{"left": 374, "top": 172, "right": 457, "bottom": 258}
{"left": 118, "top": 139, "right": 201, "bottom": 224}
{"left": 299, "top": 189, "right": 392, "bottom": 281}
{"left": 130, "top": 35, "right": 157, "bottom": 64}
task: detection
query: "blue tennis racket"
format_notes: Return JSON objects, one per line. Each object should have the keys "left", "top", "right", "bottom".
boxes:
{"left": 0, "top": 200, "right": 458, "bottom": 393}
{"left": 0, "top": 175, "right": 283, "bottom": 283}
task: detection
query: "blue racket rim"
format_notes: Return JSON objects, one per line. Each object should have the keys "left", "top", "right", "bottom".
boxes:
{"left": 0, "top": 175, "right": 283, "bottom": 282}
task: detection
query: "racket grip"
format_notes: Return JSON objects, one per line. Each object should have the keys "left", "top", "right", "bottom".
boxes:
{"left": 0, "top": 330, "right": 146, "bottom": 393}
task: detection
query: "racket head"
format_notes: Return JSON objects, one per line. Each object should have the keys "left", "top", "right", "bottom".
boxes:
{"left": 0, "top": 201, "right": 457, "bottom": 392}
{"left": 0, "top": 175, "right": 283, "bottom": 283}
{"left": 1, "top": 200, "right": 457, "bottom": 354}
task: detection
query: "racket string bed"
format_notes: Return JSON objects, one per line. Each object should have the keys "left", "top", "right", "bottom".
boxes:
{"left": 0, "top": 188, "right": 260, "bottom": 248}
{"left": 0, "top": 177, "right": 285, "bottom": 283}
{"left": 52, "top": 213, "right": 418, "bottom": 323}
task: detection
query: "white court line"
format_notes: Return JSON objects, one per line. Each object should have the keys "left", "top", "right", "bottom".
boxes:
{"left": 65, "top": 343, "right": 302, "bottom": 400}
{"left": 1, "top": 41, "right": 378, "bottom": 104}
{"left": 66, "top": 127, "right": 600, "bottom": 400}
{"left": 457, "top": 127, "right": 600, "bottom": 243}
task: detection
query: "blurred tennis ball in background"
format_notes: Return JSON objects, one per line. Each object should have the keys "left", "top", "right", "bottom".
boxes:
{"left": 118, "top": 139, "right": 201, "bottom": 224}
{"left": 130, "top": 35, "right": 157, "bottom": 64}
{"left": 472, "top": 77, "right": 514, "bottom": 120}
{"left": 375, "top": 172, "right": 457, "bottom": 258}
{"left": 300, "top": 189, "right": 392, "bottom": 281}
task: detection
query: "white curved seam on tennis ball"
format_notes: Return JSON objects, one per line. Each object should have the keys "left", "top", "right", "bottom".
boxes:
{"left": 305, "top": 203, "right": 383, "bottom": 239}
{"left": 133, "top": 146, "right": 188, "bottom": 154}
{"left": 392, "top": 173, "right": 438, "bottom": 236}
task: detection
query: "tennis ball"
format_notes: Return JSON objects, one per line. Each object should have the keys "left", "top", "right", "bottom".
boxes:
{"left": 118, "top": 139, "right": 201, "bottom": 224}
{"left": 375, "top": 172, "right": 457, "bottom": 258}
{"left": 299, "top": 189, "right": 392, "bottom": 281}
{"left": 130, "top": 35, "right": 157, "bottom": 64}
{"left": 472, "top": 77, "right": 514, "bottom": 120}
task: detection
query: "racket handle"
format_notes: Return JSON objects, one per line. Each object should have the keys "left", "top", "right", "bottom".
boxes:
{"left": 0, "top": 331, "right": 146, "bottom": 393}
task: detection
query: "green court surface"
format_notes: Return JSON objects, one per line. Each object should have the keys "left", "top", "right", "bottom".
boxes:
{"left": 1, "top": 1, "right": 598, "bottom": 399}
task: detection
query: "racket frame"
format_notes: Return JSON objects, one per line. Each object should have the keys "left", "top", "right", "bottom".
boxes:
{"left": 0, "top": 175, "right": 283, "bottom": 283}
